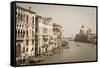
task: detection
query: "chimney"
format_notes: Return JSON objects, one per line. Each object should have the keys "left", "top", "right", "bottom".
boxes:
{"left": 29, "top": 7, "right": 32, "bottom": 11}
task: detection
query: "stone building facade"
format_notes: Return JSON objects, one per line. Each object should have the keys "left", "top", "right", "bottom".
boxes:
{"left": 16, "top": 6, "right": 36, "bottom": 61}
{"left": 35, "top": 16, "right": 54, "bottom": 55}
{"left": 53, "top": 23, "right": 62, "bottom": 49}
{"left": 16, "top": 6, "right": 62, "bottom": 61}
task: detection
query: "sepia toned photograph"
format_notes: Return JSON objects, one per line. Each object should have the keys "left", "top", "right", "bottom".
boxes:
{"left": 15, "top": 2, "right": 97, "bottom": 66}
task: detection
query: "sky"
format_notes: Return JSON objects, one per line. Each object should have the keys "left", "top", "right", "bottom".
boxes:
{"left": 17, "top": 3, "right": 96, "bottom": 38}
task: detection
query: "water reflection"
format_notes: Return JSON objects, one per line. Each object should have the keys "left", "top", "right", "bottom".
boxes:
{"left": 37, "top": 41, "right": 96, "bottom": 64}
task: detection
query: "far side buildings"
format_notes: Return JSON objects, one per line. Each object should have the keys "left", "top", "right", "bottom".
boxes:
{"left": 53, "top": 23, "right": 62, "bottom": 49}
{"left": 74, "top": 25, "right": 96, "bottom": 43}
{"left": 16, "top": 6, "right": 62, "bottom": 61}
{"left": 35, "top": 16, "right": 54, "bottom": 55}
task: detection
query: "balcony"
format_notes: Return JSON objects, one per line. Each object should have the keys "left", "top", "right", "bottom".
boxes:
{"left": 16, "top": 36, "right": 30, "bottom": 40}
{"left": 16, "top": 37, "right": 25, "bottom": 40}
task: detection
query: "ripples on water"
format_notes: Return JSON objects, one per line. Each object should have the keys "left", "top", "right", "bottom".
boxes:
{"left": 38, "top": 41, "right": 96, "bottom": 64}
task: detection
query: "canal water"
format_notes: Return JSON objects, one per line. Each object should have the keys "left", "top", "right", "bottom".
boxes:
{"left": 37, "top": 41, "right": 96, "bottom": 64}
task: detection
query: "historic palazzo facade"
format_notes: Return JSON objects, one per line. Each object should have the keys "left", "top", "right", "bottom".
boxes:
{"left": 16, "top": 6, "right": 62, "bottom": 61}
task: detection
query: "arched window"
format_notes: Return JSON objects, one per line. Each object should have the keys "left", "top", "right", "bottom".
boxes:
{"left": 23, "top": 14, "right": 25, "bottom": 22}
{"left": 32, "top": 30, "right": 34, "bottom": 37}
{"left": 23, "top": 47, "right": 25, "bottom": 53}
{"left": 16, "top": 43, "right": 21, "bottom": 57}
{"left": 31, "top": 48, "right": 33, "bottom": 51}
{"left": 26, "top": 15, "right": 28, "bottom": 23}
{"left": 23, "top": 30, "right": 25, "bottom": 37}
{"left": 32, "top": 40, "right": 34, "bottom": 45}
{"left": 18, "top": 29, "right": 20, "bottom": 37}
{"left": 26, "top": 30, "right": 28, "bottom": 37}
{"left": 26, "top": 40, "right": 28, "bottom": 46}
{"left": 21, "top": 29, "right": 23, "bottom": 37}
{"left": 18, "top": 12, "right": 20, "bottom": 22}
{"left": 32, "top": 16, "right": 34, "bottom": 26}
{"left": 21, "top": 13, "right": 23, "bottom": 22}
{"left": 26, "top": 48, "right": 28, "bottom": 52}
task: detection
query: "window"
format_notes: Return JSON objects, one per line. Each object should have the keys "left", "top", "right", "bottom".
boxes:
{"left": 21, "top": 13, "right": 23, "bottom": 22}
{"left": 32, "top": 31, "right": 34, "bottom": 37}
{"left": 43, "top": 35, "right": 48, "bottom": 42}
{"left": 22, "top": 30, "right": 25, "bottom": 37}
{"left": 38, "top": 18, "right": 41, "bottom": 23}
{"left": 26, "top": 30, "right": 28, "bottom": 37}
{"left": 18, "top": 12, "right": 20, "bottom": 22}
{"left": 31, "top": 48, "right": 33, "bottom": 51}
{"left": 18, "top": 29, "right": 20, "bottom": 37}
{"left": 26, "top": 15, "right": 28, "bottom": 23}
{"left": 26, "top": 48, "right": 28, "bottom": 52}
{"left": 23, "top": 14, "right": 25, "bottom": 22}
{"left": 26, "top": 40, "right": 28, "bottom": 46}
{"left": 32, "top": 40, "right": 34, "bottom": 45}
{"left": 23, "top": 47, "right": 25, "bottom": 53}
{"left": 21, "top": 29, "right": 23, "bottom": 37}
{"left": 44, "top": 21, "right": 47, "bottom": 25}
{"left": 43, "top": 27, "right": 48, "bottom": 33}
{"left": 32, "top": 17, "right": 34, "bottom": 26}
{"left": 16, "top": 24, "right": 18, "bottom": 27}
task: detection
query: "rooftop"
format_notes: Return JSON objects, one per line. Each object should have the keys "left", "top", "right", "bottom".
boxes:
{"left": 16, "top": 6, "right": 36, "bottom": 14}
{"left": 53, "top": 23, "right": 62, "bottom": 28}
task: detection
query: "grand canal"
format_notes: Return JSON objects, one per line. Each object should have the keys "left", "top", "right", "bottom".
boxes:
{"left": 36, "top": 41, "right": 96, "bottom": 64}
